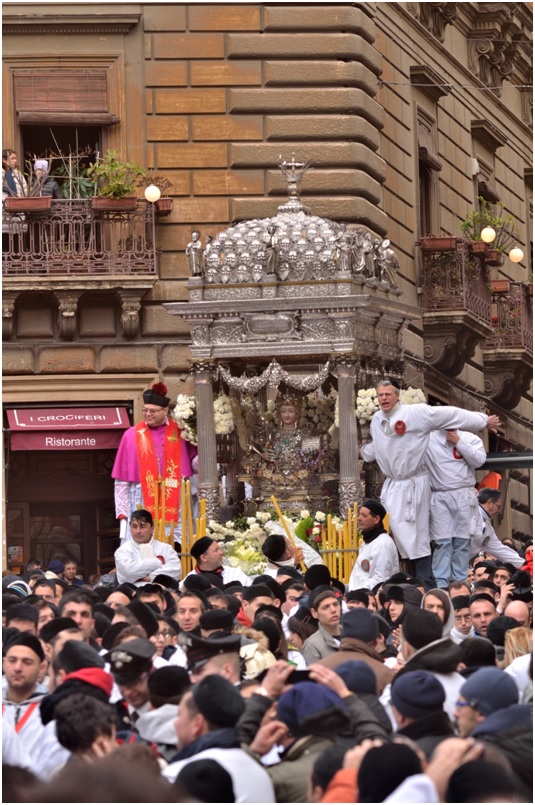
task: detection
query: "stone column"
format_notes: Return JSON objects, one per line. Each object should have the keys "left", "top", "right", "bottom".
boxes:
{"left": 193, "top": 361, "right": 220, "bottom": 521}
{"left": 336, "top": 356, "right": 361, "bottom": 515}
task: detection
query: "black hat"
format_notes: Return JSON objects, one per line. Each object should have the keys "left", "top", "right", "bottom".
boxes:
{"left": 341, "top": 608, "right": 379, "bottom": 643}
{"left": 152, "top": 573, "right": 180, "bottom": 591}
{"left": 384, "top": 572, "right": 410, "bottom": 585}
{"left": 39, "top": 617, "right": 79, "bottom": 643}
{"left": 116, "top": 583, "right": 136, "bottom": 600}
{"left": 358, "top": 743, "right": 422, "bottom": 803}
{"left": 176, "top": 759, "right": 235, "bottom": 804}
{"left": 486, "top": 616, "right": 522, "bottom": 647}
{"left": 384, "top": 584, "right": 405, "bottom": 603}
{"left": 101, "top": 621, "right": 130, "bottom": 652}
{"left": 304, "top": 565, "right": 331, "bottom": 590}
{"left": 93, "top": 611, "right": 112, "bottom": 638}
{"left": 262, "top": 534, "right": 287, "bottom": 563}
{"left": 5, "top": 632, "right": 45, "bottom": 662}
{"left": 402, "top": 609, "right": 442, "bottom": 649}
{"left": 253, "top": 576, "right": 286, "bottom": 603}
{"left": 391, "top": 669, "right": 445, "bottom": 718}
{"left": 191, "top": 674, "right": 245, "bottom": 728}
{"left": 223, "top": 581, "right": 244, "bottom": 594}
{"left": 276, "top": 566, "right": 303, "bottom": 581}
{"left": 494, "top": 562, "right": 516, "bottom": 576}
{"left": 510, "top": 570, "right": 532, "bottom": 602}
{"left": 255, "top": 604, "right": 283, "bottom": 622}
{"left": 252, "top": 617, "right": 281, "bottom": 654}
{"left": 469, "top": 593, "right": 496, "bottom": 607}
{"left": 446, "top": 760, "right": 519, "bottom": 804}
{"left": 183, "top": 574, "right": 212, "bottom": 593}
{"left": 452, "top": 595, "right": 471, "bottom": 610}
{"left": 361, "top": 499, "right": 387, "bottom": 521}
{"left": 148, "top": 666, "right": 191, "bottom": 700}
{"left": 346, "top": 590, "right": 370, "bottom": 606}
{"left": 190, "top": 537, "right": 215, "bottom": 561}
{"left": 199, "top": 608, "right": 234, "bottom": 633}
{"left": 200, "top": 572, "right": 225, "bottom": 591}
{"left": 143, "top": 382, "right": 170, "bottom": 407}
{"left": 336, "top": 660, "right": 377, "bottom": 695}
{"left": 179, "top": 631, "right": 241, "bottom": 673}
{"left": 243, "top": 584, "right": 273, "bottom": 603}
{"left": 127, "top": 600, "right": 159, "bottom": 637}
{"left": 57, "top": 641, "right": 105, "bottom": 673}
{"left": 107, "top": 638, "right": 155, "bottom": 684}
{"left": 5, "top": 603, "right": 38, "bottom": 625}
{"left": 373, "top": 613, "right": 391, "bottom": 640}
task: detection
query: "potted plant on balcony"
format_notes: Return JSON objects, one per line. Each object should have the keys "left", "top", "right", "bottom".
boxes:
{"left": 2, "top": 159, "right": 54, "bottom": 212}
{"left": 87, "top": 150, "right": 146, "bottom": 211}
{"left": 460, "top": 198, "right": 518, "bottom": 266}
{"left": 143, "top": 174, "right": 173, "bottom": 216}
{"left": 417, "top": 235, "right": 458, "bottom": 251}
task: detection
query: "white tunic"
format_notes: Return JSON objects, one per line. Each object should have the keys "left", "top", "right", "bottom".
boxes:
{"left": 361, "top": 404, "right": 488, "bottom": 559}
{"left": 426, "top": 430, "right": 486, "bottom": 541}
{"left": 114, "top": 537, "right": 182, "bottom": 585}
{"left": 471, "top": 508, "right": 524, "bottom": 567}
{"left": 348, "top": 532, "right": 400, "bottom": 590}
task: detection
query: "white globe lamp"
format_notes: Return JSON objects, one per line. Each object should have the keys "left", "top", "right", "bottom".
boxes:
{"left": 480, "top": 226, "right": 496, "bottom": 244}
{"left": 144, "top": 184, "right": 161, "bottom": 203}
{"left": 509, "top": 247, "right": 524, "bottom": 263}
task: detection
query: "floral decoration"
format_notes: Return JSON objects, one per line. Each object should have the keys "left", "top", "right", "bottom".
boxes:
{"left": 173, "top": 393, "right": 235, "bottom": 444}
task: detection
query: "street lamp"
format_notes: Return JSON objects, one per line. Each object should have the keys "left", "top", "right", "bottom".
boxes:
{"left": 480, "top": 226, "right": 496, "bottom": 244}
{"left": 509, "top": 247, "right": 524, "bottom": 263}
{"left": 144, "top": 184, "right": 161, "bottom": 203}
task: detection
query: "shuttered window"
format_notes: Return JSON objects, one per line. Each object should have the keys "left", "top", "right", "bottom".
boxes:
{"left": 13, "top": 70, "right": 119, "bottom": 125}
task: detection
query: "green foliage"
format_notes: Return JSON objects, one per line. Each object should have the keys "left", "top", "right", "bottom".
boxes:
{"left": 87, "top": 150, "right": 146, "bottom": 198}
{"left": 54, "top": 163, "right": 94, "bottom": 199}
{"left": 460, "top": 197, "right": 518, "bottom": 253}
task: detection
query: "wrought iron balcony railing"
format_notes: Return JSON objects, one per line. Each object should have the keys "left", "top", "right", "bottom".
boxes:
{"left": 420, "top": 239, "right": 491, "bottom": 323}
{"left": 487, "top": 282, "right": 533, "bottom": 353}
{"left": 2, "top": 198, "right": 157, "bottom": 277}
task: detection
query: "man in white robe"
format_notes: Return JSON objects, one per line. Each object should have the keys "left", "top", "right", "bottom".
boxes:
{"left": 361, "top": 379, "right": 500, "bottom": 589}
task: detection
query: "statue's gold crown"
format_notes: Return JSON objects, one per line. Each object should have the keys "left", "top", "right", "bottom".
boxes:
{"left": 276, "top": 393, "right": 302, "bottom": 410}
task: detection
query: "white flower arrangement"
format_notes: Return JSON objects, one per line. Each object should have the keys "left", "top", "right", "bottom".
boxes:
{"left": 400, "top": 387, "right": 426, "bottom": 405}
{"left": 355, "top": 388, "right": 380, "bottom": 424}
{"left": 299, "top": 393, "right": 336, "bottom": 434}
{"left": 203, "top": 512, "right": 270, "bottom": 575}
{"left": 173, "top": 393, "right": 235, "bottom": 444}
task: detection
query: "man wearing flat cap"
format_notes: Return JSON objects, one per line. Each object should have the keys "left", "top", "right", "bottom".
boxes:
{"left": 179, "top": 631, "right": 242, "bottom": 684}
{"left": 348, "top": 499, "right": 400, "bottom": 591}
{"left": 163, "top": 675, "right": 275, "bottom": 802}
{"left": 112, "top": 381, "right": 198, "bottom": 544}
{"left": 183, "top": 536, "right": 251, "bottom": 587}
{"left": 107, "top": 638, "right": 155, "bottom": 729}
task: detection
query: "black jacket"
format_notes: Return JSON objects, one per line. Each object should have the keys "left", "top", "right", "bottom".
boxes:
{"left": 472, "top": 704, "right": 532, "bottom": 800}
{"left": 397, "top": 709, "right": 454, "bottom": 758}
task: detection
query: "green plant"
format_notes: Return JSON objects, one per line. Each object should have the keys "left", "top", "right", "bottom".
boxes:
{"left": 87, "top": 150, "right": 146, "bottom": 198}
{"left": 460, "top": 197, "right": 518, "bottom": 253}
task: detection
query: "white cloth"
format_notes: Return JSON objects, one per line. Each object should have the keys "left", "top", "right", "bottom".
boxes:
{"left": 164, "top": 747, "right": 276, "bottom": 802}
{"left": 504, "top": 652, "right": 531, "bottom": 697}
{"left": 31, "top": 718, "right": 70, "bottom": 781}
{"left": 264, "top": 521, "right": 324, "bottom": 568}
{"left": 471, "top": 508, "right": 524, "bottom": 567}
{"left": 384, "top": 774, "right": 439, "bottom": 803}
{"left": 362, "top": 404, "right": 488, "bottom": 559}
{"left": 167, "top": 645, "right": 188, "bottom": 668}
{"left": 426, "top": 430, "right": 486, "bottom": 541}
{"left": 182, "top": 565, "right": 252, "bottom": 587}
{"left": 2, "top": 695, "right": 45, "bottom": 769}
{"left": 2, "top": 717, "right": 33, "bottom": 769}
{"left": 348, "top": 531, "right": 400, "bottom": 590}
{"left": 114, "top": 537, "right": 182, "bottom": 585}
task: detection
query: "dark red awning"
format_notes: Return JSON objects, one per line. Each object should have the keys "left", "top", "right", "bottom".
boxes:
{"left": 6, "top": 407, "right": 130, "bottom": 451}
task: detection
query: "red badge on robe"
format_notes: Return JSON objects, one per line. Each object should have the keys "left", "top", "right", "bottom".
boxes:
{"left": 360, "top": 559, "right": 370, "bottom": 573}
{"left": 394, "top": 420, "right": 406, "bottom": 436}
{"left": 453, "top": 448, "right": 463, "bottom": 459}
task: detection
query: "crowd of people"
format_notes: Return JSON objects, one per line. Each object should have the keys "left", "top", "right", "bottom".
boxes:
{"left": 2, "top": 378, "right": 533, "bottom": 802}
{"left": 2, "top": 499, "right": 532, "bottom": 803}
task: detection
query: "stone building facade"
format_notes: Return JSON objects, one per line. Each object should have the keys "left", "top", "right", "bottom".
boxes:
{"left": 2, "top": 2, "right": 532, "bottom": 573}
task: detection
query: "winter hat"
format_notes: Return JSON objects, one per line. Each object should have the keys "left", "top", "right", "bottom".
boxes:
{"left": 374, "top": 613, "right": 392, "bottom": 640}
{"left": 183, "top": 574, "right": 212, "bottom": 593}
{"left": 446, "top": 760, "right": 519, "bottom": 804}
{"left": 391, "top": 670, "right": 445, "bottom": 719}
{"left": 361, "top": 499, "right": 387, "bottom": 521}
{"left": 175, "top": 759, "right": 235, "bottom": 803}
{"left": 47, "top": 559, "right": 65, "bottom": 575}
{"left": 346, "top": 590, "right": 370, "bottom": 606}
{"left": 190, "top": 537, "right": 215, "bottom": 561}
{"left": 127, "top": 600, "right": 159, "bottom": 637}
{"left": 335, "top": 660, "right": 377, "bottom": 695}
{"left": 402, "top": 609, "right": 442, "bottom": 649}
{"left": 341, "top": 608, "right": 379, "bottom": 643}
{"left": 148, "top": 666, "right": 191, "bottom": 703}
{"left": 7, "top": 580, "right": 32, "bottom": 598}
{"left": 199, "top": 608, "right": 234, "bottom": 633}
{"left": 191, "top": 674, "right": 245, "bottom": 727}
{"left": 93, "top": 612, "right": 112, "bottom": 639}
{"left": 152, "top": 573, "right": 180, "bottom": 591}
{"left": 56, "top": 641, "right": 105, "bottom": 673}
{"left": 277, "top": 681, "right": 349, "bottom": 738}
{"left": 107, "top": 638, "right": 155, "bottom": 685}
{"left": 304, "top": 565, "right": 331, "bottom": 590}
{"left": 452, "top": 595, "right": 471, "bottom": 611}
{"left": 142, "top": 382, "right": 170, "bottom": 408}
{"left": 39, "top": 617, "right": 79, "bottom": 643}
{"left": 2, "top": 574, "right": 20, "bottom": 591}
{"left": 200, "top": 572, "right": 225, "bottom": 591}
{"left": 5, "top": 632, "right": 45, "bottom": 662}
{"left": 100, "top": 621, "right": 129, "bottom": 652}
{"left": 34, "top": 159, "right": 49, "bottom": 172}
{"left": 243, "top": 584, "right": 273, "bottom": 602}
{"left": 252, "top": 617, "right": 281, "bottom": 655}
{"left": 307, "top": 584, "right": 336, "bottom": 612}
{"left": 460, "top": 667, "right": 519, "bottom": 716}
{"left": 262, "top": 534, "right": 287, "bottom": 563}
{"left": 486, "top": 615, "right": 522, "bottom": 647}
{"left": 384, "top": 584, "right": 405, "bottom": 603}
{"left": 510, "top": 570, "right": 532, "bottom": 602}
{"left": 5, "top": 602, "right": 38, "bottom": 626}
{"left": 358, "top": 743, "right": 422, "bottom": 803}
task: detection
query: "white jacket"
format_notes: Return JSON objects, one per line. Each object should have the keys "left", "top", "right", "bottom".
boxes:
{"left": 114, "top": 537, "right": 182, "bottom": 585}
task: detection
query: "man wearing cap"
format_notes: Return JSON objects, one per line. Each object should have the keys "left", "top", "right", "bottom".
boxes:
{"left": 114, "top": 509, "right": 182, "bottom": 586}
{"left": 317, "top": 608, "right": 394, "bottom": 694}
{"left": 163, "top": 675, "right": 275, "bottom": 802}
{"left": 361, "top": 378, "right": 501, "bottom": 588}
{"left": 471, "top": 489, "right": 524, "bottom": 568}
{"left": 107, "top": 638, "right": 156, "bottom": 730}
{"left": 348, "top": 499, "right": 400, "bottom": 591}
{"left": 5, "top": 603, "right": 39, "bottom": 635}
{"left": 183, "top": 536, "right": 252, "bottom": 587}
{"left": 391, "top": 669, "right": 454, "bottom": 758}
{"left": 454, "top": 667, "right": 519, "bottom": 737}
{"left": 2, "top": 634, "right": 48, "bottom": 764}
{"left": 112, "top": 382, "right": 198, "bottom": 543}
{"left": 180, "top": 631, "right": 242, "bottom": 683}
{"left": 261, "top": 533, "right": 304, "bottom": 578}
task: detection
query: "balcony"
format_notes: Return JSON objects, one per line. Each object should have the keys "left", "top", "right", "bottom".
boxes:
{"left": 2, "top": 198, "right": 157, "bottom": 277}
{"left": 419, "top": 238, "right": 493, "bottom": 376}
{"left": 2, "top": 198, "right": 159, "bottom": 341}
{"left": 482, "top": 282, "right": 533, "bottom": 408}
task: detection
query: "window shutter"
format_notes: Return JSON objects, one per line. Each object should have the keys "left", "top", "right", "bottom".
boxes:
{"left": 13, "top": 70, "right": 119, "bottom": 125}
{"left": 418, "top": 124, "right": 442, "bottom": 172}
